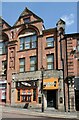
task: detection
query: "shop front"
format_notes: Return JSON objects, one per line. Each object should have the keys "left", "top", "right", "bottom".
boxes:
{"left": 0, "top": 80, "right": 7, "bottom": 103}
{"left": 15, "top": 80, "right": 38, "bottom": 108}
{"left": 43, "top": 77, "right": 58, "bottom": 109}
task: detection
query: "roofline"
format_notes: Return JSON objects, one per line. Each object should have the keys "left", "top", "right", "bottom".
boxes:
{"left": 2, "top": 18, "right": 11, "bottom": 27}
{"left": 13, "top": 7, "right": 44, "bottom": 26}
{"left": 65, "top": 33, "right": 79, "bottom": 37}
{"left": 43, "top": 27, "right": 57, "bottom": 33}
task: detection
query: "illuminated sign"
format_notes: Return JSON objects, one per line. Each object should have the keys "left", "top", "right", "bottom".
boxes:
{"left": 43, "top": 78, "right": 58, "bottom": 90}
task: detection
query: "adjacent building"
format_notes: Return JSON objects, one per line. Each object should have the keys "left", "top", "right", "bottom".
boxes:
{"left": 0, "top": 7, "right": 79, "bottom": 111}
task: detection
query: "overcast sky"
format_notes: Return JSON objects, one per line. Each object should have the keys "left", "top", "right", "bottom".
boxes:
{"left": 2, "top": 2, "right": 77, "bottom": 34}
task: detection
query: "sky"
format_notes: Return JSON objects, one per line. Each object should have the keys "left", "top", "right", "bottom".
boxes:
{"left": 1, "top": 2, "right": 78, "bottom": 34}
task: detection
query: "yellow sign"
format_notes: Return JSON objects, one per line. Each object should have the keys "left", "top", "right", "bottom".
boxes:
{"left": 43, "top": 78, "right": 58, "bottom": 90}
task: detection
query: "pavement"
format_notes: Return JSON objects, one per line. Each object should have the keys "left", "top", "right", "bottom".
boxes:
{"left": 0, "top": 105, "right": 78, "bottom": 119}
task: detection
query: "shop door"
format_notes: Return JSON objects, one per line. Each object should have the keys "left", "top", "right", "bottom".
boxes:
{"left": 75, "top": 90, "right": 79, "bottom": 111}
{"left": 47, "top": 90, "right": 56, "bottom": 108}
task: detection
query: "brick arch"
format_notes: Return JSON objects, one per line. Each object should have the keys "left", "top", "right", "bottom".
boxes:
{"left": 17, "top": 24, "right": 40, "bottom": 37}
{"left": 2, "top": 32, "right": 9, "bottom": 41}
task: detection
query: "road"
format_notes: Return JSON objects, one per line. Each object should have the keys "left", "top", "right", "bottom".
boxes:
{"left": 0, "top": 106, "right": 78, "bottom": 120}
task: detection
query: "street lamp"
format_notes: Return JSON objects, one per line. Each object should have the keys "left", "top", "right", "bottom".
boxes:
{"left": 59, "top": 30, "right": 66, "bottom": 112}
{"left": 41, "top": 65, "right": 44, "bottom": 112}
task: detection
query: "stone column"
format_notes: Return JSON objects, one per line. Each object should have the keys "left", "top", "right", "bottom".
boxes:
{"left": 11, "top": 80, "right": 16, "bottom": 106}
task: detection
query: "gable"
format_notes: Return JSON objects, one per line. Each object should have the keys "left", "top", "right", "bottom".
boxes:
{"left": 0, "top": 17, "right": 11, "bottom": 30}
{"left": 13, "top": 7, "right": 43, "bottom": 27}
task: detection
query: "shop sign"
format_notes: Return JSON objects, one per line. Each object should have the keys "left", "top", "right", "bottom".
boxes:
{"left": 16, "top": 80, "right": 38, "bottom": 88}
{"left": 43, "top": 78, "right": 58, "bottom": 90}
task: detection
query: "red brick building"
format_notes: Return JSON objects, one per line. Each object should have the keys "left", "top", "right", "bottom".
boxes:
{"left": 0, "top": 7, "right": 79, "bottom": 111}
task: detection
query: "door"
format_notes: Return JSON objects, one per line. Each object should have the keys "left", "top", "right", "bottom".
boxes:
{"left": 47, "top": 90, "right": 56, "bottom": 108}
{"left": 75, "top": 90, "right": 79, "bottom": 111}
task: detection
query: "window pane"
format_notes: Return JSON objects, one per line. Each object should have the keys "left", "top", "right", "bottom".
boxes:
{"left": 30, "top": 56, "right": 36, "bottom": 71}
{"left": 46, "top": 37, "right": 54, "bottom": 47}
{"left": 47, "top": 56, "right": 53, "bottom": 62}
{"left": 20, "top": 59, "right": 25, "bottom": 65}
{"left": 25, "top": 37, "right": 30, "bottom": 49}
{"left": 20, "top": 38, "right": 24, "bottom": 50}
{"left": 47, "top": 64, "right": 54, "bottom": 69}
{"left": 31, "top": 35, "right": 36, "bottom": 42}
{"left": 30, "top": 66, "right": 35, "bottom": 71}
{"left": 24, "top": 18, "right": 30, "bottom": 23}
{"left": 0, "top": 44, "right": 2, "bottom": 54}
{"left": 32, "top": 42, "right": 36, "bottom": 48}
{"left": 30, "top": 57, "right": 36, "bottom": 64}
{"left": 47, "top": 55, "right": 54, "bottom": 69}
{"left": 48, "top": 64, "right": 53, "bottom": 69}
{"left": 19, "top": 58, "right": 25, "bottom": 72}
{"left": 31, "top": 35, "right": 36, "bottom": 48}
{"left": 20, "top": 67, "right": 24, "bottom": 72}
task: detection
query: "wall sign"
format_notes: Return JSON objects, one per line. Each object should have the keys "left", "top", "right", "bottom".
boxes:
{"left": 43, "top": 78, "right": 58, "bottom": 90}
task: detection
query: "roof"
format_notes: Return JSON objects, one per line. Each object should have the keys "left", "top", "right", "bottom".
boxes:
{"left": 0, "top": 17, "right": 11, "bottom": 28}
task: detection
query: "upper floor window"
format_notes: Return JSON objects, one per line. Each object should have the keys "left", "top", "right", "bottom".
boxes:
{"left": 19, "top": 58, "right": 25, "bottom": 72}
{"left": 47, "top": 54, "right": 54, "bottom": 70}
{"left": 46, "top": 37, "right": 54, "bottom": 47}
{"left": 2, "top": 60, "right": 7, "bottom": 74}
{"left": 20, "top": 35, "right": 37, "bottom": 50}
{"left": 0, "top": 41, "right": 8, "bottom": 54}
{"left": 24, "top": 18, "right": 30, "bottom": 23}
{"left": 30, "top": 56, "right": 37, "bottom": 71}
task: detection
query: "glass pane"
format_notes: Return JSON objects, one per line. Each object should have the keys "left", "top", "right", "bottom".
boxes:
{"left": 24, "top": 18, "right": 30, "bottom": 23}
{"left": 0, "top": 43, "right": 3, "bottom": 54}
{"left": 20, "top": 38, "right": 24, "bottom": 43}
{"left": 31, "top": 35, "right": 36, "bottom": 42}
{"left": 25, "top": 37, "right": 30, "bottom": 49}
{"left": 47, "top": 42, "right": 53, "bottom": 47}
{"left": 47, "top": 56, "right": 53, "bottom": 62}
{"left": 30, "top": 57, "right": 36, "bottom": 64}
{"left": 20, "top": 59, "right": 25, "bottom": 65}
{"left": 25, "top": 37, "right": 30, "bottom": 43}
{"left": 46, "top": 37, "right": 54, "bottom": 47}
{"left": 30, "top": 66, "right": 35, "bottom": 71}
{"left": 20, "top": 44, "right": 23, "bottom": 50}
{"left": 48, "top": 64, "right": 53, "bottom": 69}
{"left": 46, "top": 37, "right": 54, "bottom": 42}
{"left": 32, "top": 42, "right": 36, "bottom": 48}
{"left": 20, "top": 67, "right": 24, "bottom": 72}
{"left": 25, "top": 43, "right": 30, "bottom": 49}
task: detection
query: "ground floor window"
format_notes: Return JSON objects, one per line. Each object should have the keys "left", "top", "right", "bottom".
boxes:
{"left": 17, "top": 89, "right": 20, "bottom": 101}
{"left": 21, "top": 95, "right": 31, "bottom": 102}
{"left": 21, "top": 95, "right": 26, "bottom": 102}
{"left": 33, "top": 89, "right": 36, "bottom": 101}
{"left": 26, "top": 96, "right": 31, "bottom": 102}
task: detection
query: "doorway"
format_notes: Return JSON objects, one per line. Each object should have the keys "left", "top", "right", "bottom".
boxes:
{"left": 75, "top": 90, "right": 79, "bottom": 111}
{"left": 47, "top": 90, "right": 56, "bottom": 108}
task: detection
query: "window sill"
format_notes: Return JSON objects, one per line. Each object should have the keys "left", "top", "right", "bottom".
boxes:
{"left": 45, "top": 46, "right": 54, "bottom": 49}
{"left": 18, "top": 48, "right": 37, "bottom": 52}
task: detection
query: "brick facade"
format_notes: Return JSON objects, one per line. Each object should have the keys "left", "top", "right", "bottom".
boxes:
{"left": 0, "top": 7, "right": 79, "bottom": 111}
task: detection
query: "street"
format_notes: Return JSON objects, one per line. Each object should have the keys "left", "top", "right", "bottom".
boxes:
{"left": 0, "top": 106, "right": 78, "bottom": 120}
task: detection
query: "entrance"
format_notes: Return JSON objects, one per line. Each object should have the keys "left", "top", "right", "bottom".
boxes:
{"left": 75, "top": 90, "right": 79, "bottom": 111}
{"left": 47, "top": 90, "right": 56, "bottom": 108}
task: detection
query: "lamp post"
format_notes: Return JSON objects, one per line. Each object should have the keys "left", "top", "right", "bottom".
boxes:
{"left": 41, "top": 65, "right": 44, "bottom": 112}
{"left": 59, "top": 30, "right": 66, "bottom": 112}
